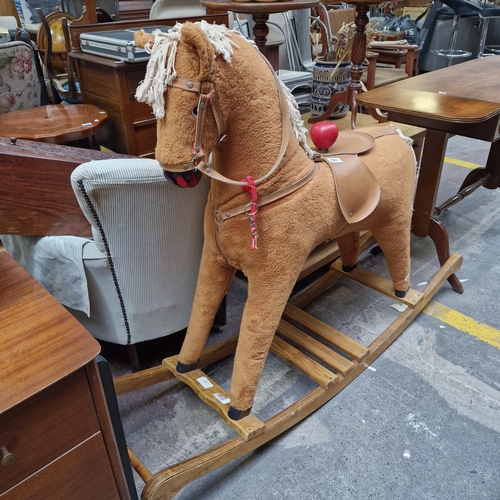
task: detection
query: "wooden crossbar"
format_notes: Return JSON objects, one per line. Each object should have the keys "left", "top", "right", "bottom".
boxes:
{"left": 331, "top": 260, "right": 424, "bottom": 307}
{"left": 163, "top": 356, "right": 265, "bottom": 442}
{"left": 270, "top": 334, "right": 339, "bottom": 389}
{"left": 277, "top": 319, "right": 355, "bottom": 375}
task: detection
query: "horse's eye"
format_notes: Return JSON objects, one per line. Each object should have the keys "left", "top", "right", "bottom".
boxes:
{"left": 192, "top": 107, "right": 198, "bottom": 116}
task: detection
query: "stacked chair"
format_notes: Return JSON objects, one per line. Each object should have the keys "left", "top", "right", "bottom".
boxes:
{"left": 36, "top": 8, "right": 82, "bottom": 104}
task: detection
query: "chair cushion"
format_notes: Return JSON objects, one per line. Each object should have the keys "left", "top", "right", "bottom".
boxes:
{"left": 362, "top": 66, "right": 409, "bottom": 88}
{"left": 0, "top": 41, "right": 42, "bottom": 115}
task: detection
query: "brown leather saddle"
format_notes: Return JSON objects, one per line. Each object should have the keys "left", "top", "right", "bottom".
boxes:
{"left": 313, "top": 125, "right": 401, "bottom": 224}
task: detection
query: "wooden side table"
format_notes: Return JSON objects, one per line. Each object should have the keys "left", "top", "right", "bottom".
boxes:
{"left": 375, "top": 47, "right": 420, "bottom": 77}
{"left": 0, "top": 252, "right": 131, "bottom": 499}
{"left": 0, "top": 104, "right": 107, "bottom": 144}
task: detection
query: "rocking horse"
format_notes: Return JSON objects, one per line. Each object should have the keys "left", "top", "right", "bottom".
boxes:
{"left": 134, "top": 20, "right": 418, "bottom": 418}
{"left": 119, "top": 21, "right": 462, "bottom": 498}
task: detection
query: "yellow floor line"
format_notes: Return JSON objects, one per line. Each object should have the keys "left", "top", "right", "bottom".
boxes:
{"left": 423, "top": 301, "right": 500, "bottom": 350}
{"left": 444, "top": 156, "right": 481, "bottom": 170}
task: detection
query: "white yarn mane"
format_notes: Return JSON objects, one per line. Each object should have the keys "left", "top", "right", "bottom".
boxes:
{"left": 135, "top": 20, "right": 314, "bottom": 158}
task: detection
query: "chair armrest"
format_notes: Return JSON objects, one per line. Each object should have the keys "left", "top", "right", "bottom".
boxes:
{"left": 368, "top": 42, "right": 420, "bottom": 51}
{"left": 364, "top": 50, "right": 380, "bottom": 91}
{"left": 1, "top": 234, "right": 93, "bottom": 315}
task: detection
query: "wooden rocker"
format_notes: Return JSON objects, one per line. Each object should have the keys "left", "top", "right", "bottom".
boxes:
{"left": 115, "top": 250, "right": 462, "bottom": 499}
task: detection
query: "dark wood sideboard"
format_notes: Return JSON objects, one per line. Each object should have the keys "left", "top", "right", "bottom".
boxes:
{"left": 0, "top": 137, "right": 132, "bottom": 237}
{"left": 0, "top": 251, "right": 131, "bottom": 498}
{"left": 70, "top": 14, "right": 229, "bottom": 157}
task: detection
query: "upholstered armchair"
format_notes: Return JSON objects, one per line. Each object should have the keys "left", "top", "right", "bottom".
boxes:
{"left": 1, "top": 158, "right": 211, "bottom": 371}
{"left": 0, "top": 39, "right": 45, "bottom": 114}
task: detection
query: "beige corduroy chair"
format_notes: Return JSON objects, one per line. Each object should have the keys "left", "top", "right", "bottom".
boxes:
{"left": 1, "top": 158, "right": 214, "bottom": 371}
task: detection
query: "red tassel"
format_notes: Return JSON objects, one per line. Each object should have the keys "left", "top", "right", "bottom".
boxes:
{"left": 241, "top": 176, "right": 258, "bottom": 250}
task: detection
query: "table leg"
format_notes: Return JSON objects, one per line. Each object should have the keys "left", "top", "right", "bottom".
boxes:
{"left": 458, "top": 138, "right": 500, "bottom": 191}
{"left": 412, "top": 129, "right": 450, "bottom": 237}
{"left": 412, "top": 129, "right": 463, "bottom": 293}
{"left": 309, "top": 4, "right": 374, "bottom": 129}
{"left": 428, "top": 218, "right": 464, "bottom": 294}
{"left": 348, "top": 5, "right": 371, "bottom": 112}
{"left": 251, "top": 13, "right": 271, "bottom": 59}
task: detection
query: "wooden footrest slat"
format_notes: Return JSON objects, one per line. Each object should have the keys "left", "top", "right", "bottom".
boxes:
{"left": 277, "top": 319, "right": 354, "bottom": 376}
{"left": 294, "top": 231, "right": 376, "bottom": 307}
{"left": 331, "top": 260, "right": 424, "bottom": 307}
{"left": 270, "top": 335, "right": 339, "bottom": 389}
{"left": 283, "top": 303, "right": 369, "bottom": 361}
{"left": 291, "top": 268, "right": 343, "bottom": 310}
{"left": 114, "top": 335, "right": 239, "bottom": 396}
{"left": 163, "top": 356, "right": 265, "bottom": 442}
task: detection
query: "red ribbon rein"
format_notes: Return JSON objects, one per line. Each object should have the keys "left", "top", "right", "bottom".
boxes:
{"left": 241, "top": 176, "right": 258, "bottom": 250}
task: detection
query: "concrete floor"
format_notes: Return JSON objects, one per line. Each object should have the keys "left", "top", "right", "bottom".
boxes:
{"left": 107, "top": 135, "right": 500, "bottom": 500}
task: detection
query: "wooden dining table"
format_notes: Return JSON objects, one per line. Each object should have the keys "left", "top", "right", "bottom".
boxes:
{"left": 357, "top": 57, "right": 500, "bottom": 293}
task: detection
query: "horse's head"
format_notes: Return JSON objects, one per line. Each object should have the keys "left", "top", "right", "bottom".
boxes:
{"left": 135, "top": 23, "right": 225, "bottom": 188}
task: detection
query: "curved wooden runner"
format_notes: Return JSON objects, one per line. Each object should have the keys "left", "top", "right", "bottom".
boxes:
{"left": 122, "top": 253, "right": 462, "bottom": 500}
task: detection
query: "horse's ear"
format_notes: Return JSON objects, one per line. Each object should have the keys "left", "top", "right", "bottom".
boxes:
{"left": 134, "top": 29, "right": 154, "bottom": 49}
{"left": 180, "top": 22, "right": 215, "bottom": 78}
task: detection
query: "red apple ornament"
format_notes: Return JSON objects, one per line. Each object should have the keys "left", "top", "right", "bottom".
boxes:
{"left": 310, "top": 121, "right": 339, "bottom": 153}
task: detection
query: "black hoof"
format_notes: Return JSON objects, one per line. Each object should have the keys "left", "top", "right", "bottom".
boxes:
{"left": 395, "top": 288, "right": 408, "bottom": 298}
{"left": 228, "top": 406, "right": 252, "bottom": 421}
{"left": 342, "top": 263, "right": 358, "bottom": 273}
{"left": 176, "top": 360, "right": 198, "bottom": 373}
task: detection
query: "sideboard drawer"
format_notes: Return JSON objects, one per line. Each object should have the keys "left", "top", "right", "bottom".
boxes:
{"left": 0, "top": 368, "right": 100, "bottom": 493}
{"left": 130, "top": 98, "right": 155, "bottom": 122}
{"left": 1, "top": 432, "right": 120, "bottom": 500}
{"left": 126, "top": 69, "right": 146, "bottom": 93}
{"left": 134, "top": 122, "right": 158, "bottom": 157}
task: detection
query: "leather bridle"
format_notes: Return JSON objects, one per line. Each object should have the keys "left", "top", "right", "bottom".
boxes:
{"left": 160, "top": 53, "right": 297, "bottom": 189}
{"left": 161, "top": 50, "right": 319, "bottom": 233}
{"left": 162, "top": 65, "right": 226, "bottom": 174}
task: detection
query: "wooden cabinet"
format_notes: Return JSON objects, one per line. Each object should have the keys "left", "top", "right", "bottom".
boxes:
{"left": 70, "top": 15, "right": 228, "bottom": 157}
{"left": 0, "top": 137, "right": 131, "bottom": 237}
{"left": 0, "top": 252, "right": 131, "bottom": 499}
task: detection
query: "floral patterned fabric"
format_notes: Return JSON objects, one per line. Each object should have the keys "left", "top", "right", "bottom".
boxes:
{"left": 0, "top": 41, "right": 41, "bottom": 115}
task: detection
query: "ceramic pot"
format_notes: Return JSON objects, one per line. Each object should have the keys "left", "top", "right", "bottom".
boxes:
{"left": 311, "top": 58, "right": 351, "bottom": 119}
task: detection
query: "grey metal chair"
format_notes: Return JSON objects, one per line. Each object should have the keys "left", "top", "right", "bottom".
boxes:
{"left": 478, "top": 4, "right": 500, "bottom": 57}
{"left": 430, "top": 0, "right": 482, "bottom": 66}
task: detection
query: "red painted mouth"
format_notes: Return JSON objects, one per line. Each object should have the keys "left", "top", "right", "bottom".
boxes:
{"left": 163, "top": 169, "right": 202, "bottom": 188}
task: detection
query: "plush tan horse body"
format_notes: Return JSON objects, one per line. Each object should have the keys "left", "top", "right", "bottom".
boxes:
{"left": 135, "top": 22, "right": 416, "bottom": 419}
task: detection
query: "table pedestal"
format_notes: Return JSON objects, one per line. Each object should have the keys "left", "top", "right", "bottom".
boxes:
{"left": 202, "top": 0, "right": 320, "bottom": 59}
{"left": 252, "top": 12, "right": 273, "bottom": 58}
